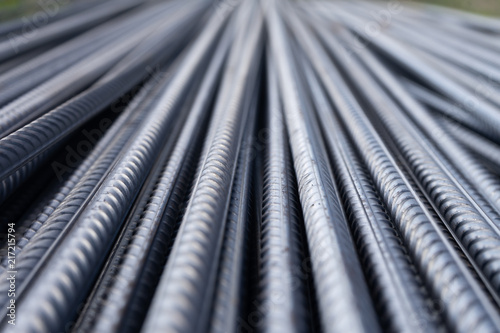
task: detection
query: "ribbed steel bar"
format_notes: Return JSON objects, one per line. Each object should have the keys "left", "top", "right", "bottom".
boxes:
{"left": 0, "top": 1, "right": 498, "bottom": 332}
{"left": 0, "top": 0, "right": 142, "bottom": 62}
{"left": 288, "top": 5, "right": 500, "bottom": 331}
{"left": 76, "top": 26, "right": 232, "bottom": 333}
{"left": 0, "top": 1, "right": 207, "bottom": 204}
{"left": 385, "top": 24, "right": 500, "bottom": 88}
{"left": 0, "top": 5, "right": 191, "bottom": 138}
{"left": 0, "top": 0, "right": 106, "bottom": 38}
{"left": 210, "top": 89, "right": 257, "bottom": 333}
{"left": 267, "top": 2, "right": 380, "bottom": 332}
{"left": 0, "top": 3, "right": 225, "bottom": 332}
{"left": 0, "top": 1, "right": 183, "bottom": 106}
{"left": 344, "top": 1, "right": 500, "bottom": 70}
{"left": 441, "top": 119, "right": 500, "bottom": 174}
{"left": 403, "top": 46, "right": 500, "bottom": 109}
{"left": 350, "top": 41, "right": 500, "bottom": 217}
{"left": 332, "top": 6, "right": 500, "bottom": 142}
{"left": 297, "top": 43, "right": 439, "bottom": 333}
{"left": 395, "top": 18, "right": 500, "bottom": 68}
{"left": 403, "top": 80, "right": 498, "bottom": 143}
{"left": 325, "top": 6, "right": 500, "bottom": 215}
{"left": 255, "top": 53, "right": 311, "bottom": 333}
{"left": 312, "top": 0, "right": 500, "bottom": 294}
{"left": 0, "top": 70, "right": 170, "bottom": 286}
{"left": 142, "top": 2, "right": 263, "bottom": 331}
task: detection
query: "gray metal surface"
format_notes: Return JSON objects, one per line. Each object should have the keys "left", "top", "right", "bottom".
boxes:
{"left": 0, "top": 0, "right": 499, "bottom": 332}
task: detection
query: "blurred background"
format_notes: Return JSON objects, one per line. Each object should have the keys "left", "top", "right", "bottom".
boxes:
{"left": 0, "top": 0, "right": 83, "bottom": 21}
{"left": 1, "top": 0, "right": 500, "bottom": 21}
{"left": 418, "top": 0, "right": 500, "bottom": 15}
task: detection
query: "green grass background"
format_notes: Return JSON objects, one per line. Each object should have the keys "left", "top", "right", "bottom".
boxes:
{"left": 412, "top": 0, "right": 500, "bottom": 16}
{"left": 0, "top": 0, "right": 499, "bottom": 21}
{"left": 0, "top": 0, "right": 52, "bottom": 21}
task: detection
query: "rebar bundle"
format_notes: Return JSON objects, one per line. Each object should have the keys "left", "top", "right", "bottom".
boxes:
{"left": 0, "top": 0, "right": 500, "bottom": 332}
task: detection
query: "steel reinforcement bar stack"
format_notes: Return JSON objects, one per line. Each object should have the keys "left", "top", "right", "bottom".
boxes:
{"left": 0, "top": 0, "right": 500, "bottom": 332}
